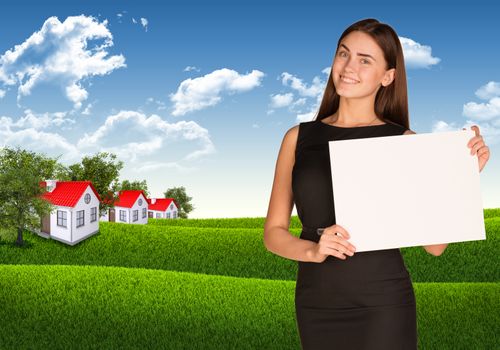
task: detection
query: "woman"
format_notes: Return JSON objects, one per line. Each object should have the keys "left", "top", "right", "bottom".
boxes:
{"left": 263, "top": 18, "right": 490, "bottom": 349}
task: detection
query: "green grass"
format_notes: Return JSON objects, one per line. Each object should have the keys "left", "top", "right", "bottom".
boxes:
{"left": 0, "top": 264, "right": 498, "bottom": 350}
{"left": 483, "top": 208, "right": 500, "bottom": 219}
{"left": 146, "top": 216, "right": 304, "bottom": 228}
{"left": 0, "top": 211, "right": 498, "bottom": 349}
{"left": 0, "top": 217, "right": 498, "bottom": 282}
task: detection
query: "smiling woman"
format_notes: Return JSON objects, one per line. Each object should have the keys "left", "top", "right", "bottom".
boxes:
{"left": 264, "top": 16, "right": 491, "bottom": 350}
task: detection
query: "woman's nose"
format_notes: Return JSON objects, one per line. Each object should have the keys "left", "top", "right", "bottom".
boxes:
{"left": 344, "top": 57, "right": 358, "bottom": 71}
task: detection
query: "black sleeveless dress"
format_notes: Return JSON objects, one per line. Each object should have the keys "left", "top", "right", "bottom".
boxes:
{"left": 292, "top": 118, "right": 417, "bottom": 350}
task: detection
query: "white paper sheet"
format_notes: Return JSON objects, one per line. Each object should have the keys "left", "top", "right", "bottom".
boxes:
{"left": 328, "top": 129, "right": 486, "bottom": 252}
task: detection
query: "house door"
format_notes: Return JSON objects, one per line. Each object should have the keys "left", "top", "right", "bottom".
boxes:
{"left": 148, "top": 211, "right": 153, "bottom": 218}
{"left": 109, "top": 209, "right": 115, "bottom": 222}
{"left": 41, "top": 214, "right": 50, "bottom": 234}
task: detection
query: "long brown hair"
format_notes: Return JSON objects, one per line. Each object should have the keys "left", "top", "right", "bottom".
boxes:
{"left": 314, "top": 18, "right": 409, "bottom": 129}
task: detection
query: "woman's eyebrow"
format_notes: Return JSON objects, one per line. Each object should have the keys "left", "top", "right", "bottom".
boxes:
{"left": 340, "top": 43, "right": 376, "bottom": 61}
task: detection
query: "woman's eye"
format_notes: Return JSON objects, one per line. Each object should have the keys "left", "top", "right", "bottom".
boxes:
{"left": 362, "top": 59, "right": 370, "bottom": 64}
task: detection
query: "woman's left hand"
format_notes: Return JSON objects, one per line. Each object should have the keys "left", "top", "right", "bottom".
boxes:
{"left": 464, "top": 125, "right": 490, "bottom": 173}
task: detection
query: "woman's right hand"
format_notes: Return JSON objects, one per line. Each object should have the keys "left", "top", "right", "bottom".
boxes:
{"left": 310, "top": 224, "right": 356, "bottom": 263}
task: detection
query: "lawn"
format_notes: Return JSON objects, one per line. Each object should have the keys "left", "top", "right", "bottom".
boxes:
{"left": 0, "top": 210, "right": 498, "bottom": 349}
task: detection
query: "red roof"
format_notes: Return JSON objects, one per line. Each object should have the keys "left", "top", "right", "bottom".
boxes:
{"left": 146, "top": 198, "right": 179, "bottom": 211}
{"left": 114, "top": 190, "right": 148, "bottom": 208}
{"left": 40, "top": 181, "right": 101, "bottom": 208}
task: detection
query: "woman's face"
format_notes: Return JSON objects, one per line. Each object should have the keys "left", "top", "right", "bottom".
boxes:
{"left": 331, "top": 31, "right": 395, "bottom": 98}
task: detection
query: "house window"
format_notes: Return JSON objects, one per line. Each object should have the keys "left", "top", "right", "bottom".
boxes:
{"left": 84, "top": 193, "right": 91, "bottom": 204}
{"left": 57, "top": 210, "right": 67, "bottom": 228}
{"left": 142, "top": 207, "right": 147, "bottom": 218}
{"left": 120, "top": 210, "right": 126, "bottom": 222}
{"left": 166, "top": 212, "right": 171, "bottom": 219}
{"left": 170, "top": 204, "right": 173, "bottom": 210}
{"left": 156, "top": 213, "right": 161, "bottom": 218}
{"left": 91, "top": 207, "right": 97, "bottom": 222}
{"left": 133, "top": 210, "right": 138, "bottom": 222}
{"left": 138, "top": 198, "right": 143, "bottom": 206}
{"left": 173, "top": 211, "right": 177, "bottom": 219}
{"left": 76, "top": 210, "right": 85, "bottom": 228}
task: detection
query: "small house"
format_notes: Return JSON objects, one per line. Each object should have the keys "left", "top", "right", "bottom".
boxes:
{"left": 101, "top": 190, "right": 148, "bottom": 224}
{"left": 147, "top": 198, "right": 179, "bottom": 219}
{"left": 39, "top": 180, "right": 101, "bottom": 245}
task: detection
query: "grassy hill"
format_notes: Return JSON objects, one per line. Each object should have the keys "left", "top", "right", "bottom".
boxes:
{"left": 0, "top": 210, "right": 498, "bottom": 349}
{"left": 1, "top": 216, "right": 498, "bottom": 282}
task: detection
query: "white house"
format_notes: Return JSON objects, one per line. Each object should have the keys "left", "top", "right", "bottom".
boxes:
{"left": 147, "top": 198, "right": 179, "bottom": 219}
{"left": 39, "top": 180, "right": 101, "bottom": 246}
{"left": 100, "top": 190, "right": 148, "bottom": 224}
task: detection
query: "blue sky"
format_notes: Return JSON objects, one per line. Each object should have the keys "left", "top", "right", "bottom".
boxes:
{"left": 1, "top": 0, "right": 499, "bottom": 218}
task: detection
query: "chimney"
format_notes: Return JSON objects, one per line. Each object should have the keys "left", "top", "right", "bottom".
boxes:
{"left": 45, "top": 179, "right": 58, "bottom": 193}
{"left": 152, "top": 198, "right": 156, "bottom": 204}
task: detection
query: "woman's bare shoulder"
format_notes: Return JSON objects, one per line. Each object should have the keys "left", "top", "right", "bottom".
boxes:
{"left": 282, "top": 124, "right": 300, "bottom": 146}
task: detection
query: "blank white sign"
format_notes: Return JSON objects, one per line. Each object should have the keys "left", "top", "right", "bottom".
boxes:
{"left": 328, "top": 129, "right": 486, "bottom": 253}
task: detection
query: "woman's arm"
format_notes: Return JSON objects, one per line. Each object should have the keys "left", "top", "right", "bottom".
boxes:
{"left": 403, "top": 128, "right": 448, "bottom": 257}
{"left": 263, "top": 125, "right": 318, "bottom": 262}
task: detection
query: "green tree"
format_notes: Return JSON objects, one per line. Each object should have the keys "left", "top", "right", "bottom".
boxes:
{"left": 117, "top": 179, "right": 149, "bottom": 197}
{"left": 163, "top": 186, "right": 194, "bottom": 219}
{"left": 0, "top": 146, "right": 58, "bottom": 246}
{"left": 67, "top": 152, "right": 124, "bottom": 216}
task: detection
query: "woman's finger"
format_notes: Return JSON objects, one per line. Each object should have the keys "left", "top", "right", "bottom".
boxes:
{"left": 324, "top": 234, "right": 356, "bottom": 253}
{"left": 470, "top": 141, "right": 485, "bottom": 155}
{"left": 471, "top": 125, "right": 481, "bottom": 137}
{"left": 467, "top": 136, "right": 480, "bottom": 147}
{"left": 324, "top": 246, "right": 347, "bottom": 260}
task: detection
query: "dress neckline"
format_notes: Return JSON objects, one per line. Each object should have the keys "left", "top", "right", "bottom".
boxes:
{"left": 316, "top": 118, "right": 389, "bottom": 129}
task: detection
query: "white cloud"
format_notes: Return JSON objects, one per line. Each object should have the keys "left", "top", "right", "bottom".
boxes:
{"left": 140, "top": 18, "right": 148, "bottom": 32}
{"left": 475, "top": 81, "right": 500, "bottom": 100}
{"left": 268, "top": 68, "right": 330, "bottom": 122}
{"left": 433, "top": 81, "right": 500, "bottom": 146}
{"left": 296, "top": 111, "right": 318, "bottom": 123}
{"left": 134, "top": 161, "right": 196, "bottom": 173}
{"left": 77, "top": 110, "right": 215, "bottom": 162}
{"left": 281, "top": 72, "right": 325, "bottom": 98}
{"left": 269, "top": 93, "right": 294, "bottom": 108}
{"left": 82, "top": 103, "right": 93, "bottom": 115}
{"left": 399, "top": 36, "right": 441, "bottom": 69}
{"left": 463, "top": 97, "right": 500, "bottom": 122}
{"left": 0, "top": 119, "right": 80, "bottom": 162}
{"left": 0, "top": 89, "right": 5, "bottom": 98}
{"left": 146, "top": 97, "right": 166, "bottom": 110}
{"left": 1, "top": 109, "right": 218, "bottom": 169}
{"left": 0, "top": 15, "right": 126, "bottom": 109}
{"left": 431, "top": 120, "right": 461, "bottom": 133}
{"left": 463, "top": 81, "right": 500, "bottom": 125}
{"left": 184, "top": 65, "right": 200, "bottom": 72}
{"left": 169, "top": 68, "right": 265, "bottom": 116}
{"left": 1, "top": 109, "right": 75, "bottom": 130}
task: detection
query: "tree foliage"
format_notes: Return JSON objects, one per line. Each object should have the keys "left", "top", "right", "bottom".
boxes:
{"left": 0, "top": 146, "right": 57, "bottom": 246}
{"left": 66, "top": 152, "right": 124, "bottom": 216}
{"left": 163, "top": 186, "right": 194, "bottom": 219}
{"left": 116, "top": 179, "right": 149, "bottom": 197}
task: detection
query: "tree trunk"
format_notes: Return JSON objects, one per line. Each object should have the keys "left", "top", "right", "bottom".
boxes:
{"left": 15, "top": 226, "right": 24, "bottom": 246}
